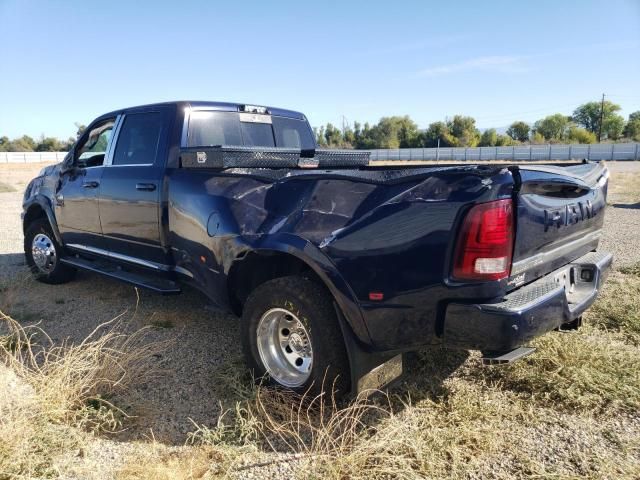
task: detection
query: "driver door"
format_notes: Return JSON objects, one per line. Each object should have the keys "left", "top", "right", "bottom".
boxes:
{"left": 54, "top": 117, "right": 117, "bottom": 248}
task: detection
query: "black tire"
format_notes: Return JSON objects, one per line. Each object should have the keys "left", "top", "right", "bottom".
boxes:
{"left": 24, "top": 218, "right": 76, "bottom": 284}
{"left": 241, "top": 275, "right": 350, "bottom": 397}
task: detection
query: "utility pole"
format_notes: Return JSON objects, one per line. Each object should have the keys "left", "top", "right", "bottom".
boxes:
{"left": 597, "top": 93, "right": 605, "bottom": 143}
{"left": 341, "top": 115, "right": 348, "bottom": 137}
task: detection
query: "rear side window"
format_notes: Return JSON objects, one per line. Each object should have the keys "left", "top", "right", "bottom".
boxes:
{"left": 187, "top": 111, "right": 315, "bottom": 150}
{"left": 187, "top": 111, "right": 242, "bottom": 147}
{"left": 112, "top": 112, "right": 163, "bottom": 166}
{"left": 272, "top": 116, "right": 315, "bottom": 150}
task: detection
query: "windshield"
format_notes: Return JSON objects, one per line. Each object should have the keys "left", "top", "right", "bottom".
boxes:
{"left": 187, "top": 111, "right": 315, "bottom": 150}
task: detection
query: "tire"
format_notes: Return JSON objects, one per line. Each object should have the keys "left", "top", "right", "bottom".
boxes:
{"left": 24, "top": 217, "right": 76, "bottom": 284}
{"left": 241, "top": 275, "right": 350, "bottom": 397}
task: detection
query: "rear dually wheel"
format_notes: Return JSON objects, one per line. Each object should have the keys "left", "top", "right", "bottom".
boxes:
{"left": 241, "top": 275, "right": 350, "bottom": 397}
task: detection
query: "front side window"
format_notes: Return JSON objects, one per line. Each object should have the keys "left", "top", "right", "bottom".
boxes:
{"left": 76, "top": 119, "right": 115, "bottom": 167}
{"left": 112, "top": 112, "right": 163, "bottom": 166}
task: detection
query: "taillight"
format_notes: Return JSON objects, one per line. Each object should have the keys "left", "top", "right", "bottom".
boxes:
{"left": 452, "top": 199, "right": 514, "bottom": 281}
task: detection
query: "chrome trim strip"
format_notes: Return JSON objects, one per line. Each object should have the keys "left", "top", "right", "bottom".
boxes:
{"left": 66, "top": 243, "right": 168, "bottom": 271}
{"left": 103, "top": 115, "right": 124, "bottom": 167}
{"left": 180, "top": 106, "right": 191, "bottom": 148}
{"left": 511, "top": 230, "right": 602, "bottom": 276}
{"left": 173, "top": 265, "right": 193, "bottom": 278}
{"left": 104, "top": 163, "right": 154, "bottom": 167}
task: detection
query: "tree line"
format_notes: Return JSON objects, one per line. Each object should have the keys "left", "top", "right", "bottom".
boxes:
{"left": 0, "top": 123, "right": 85, "bottom": 152}
{"left": 2, "top": 100, "right": 640, "bottom": 152}
{"left": 314, "top": 100, "right": 640, "bottom": 149}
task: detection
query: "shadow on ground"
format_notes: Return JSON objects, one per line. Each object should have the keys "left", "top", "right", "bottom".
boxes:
{"left": 612, "top": 202, "right": 640, "bottom": 210}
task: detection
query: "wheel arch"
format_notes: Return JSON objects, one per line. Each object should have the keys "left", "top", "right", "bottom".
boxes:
{"left": 23, "top": 197, "right": 63, "bottom": 245}
{"left": 226, "top": 236, "right": 371, "bottom": 346}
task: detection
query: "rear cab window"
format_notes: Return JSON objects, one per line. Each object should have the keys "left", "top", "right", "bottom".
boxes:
{"left": 186, "top": 110, "right": 315, "bottom": 150}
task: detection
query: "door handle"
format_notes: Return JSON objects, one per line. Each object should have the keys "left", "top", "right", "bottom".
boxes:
{"left": 136, "top": 183, "right": 156, "bottom": 191}
{"left": 82, "top": 181, "right": 100, "bottom": 189}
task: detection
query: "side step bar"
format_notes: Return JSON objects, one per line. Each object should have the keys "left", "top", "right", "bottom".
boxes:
{"left": 60, "top": 256, "right": 181, "bottom": 295}
{"left": 481, "top": 346, "right": 536, "bottom": 366}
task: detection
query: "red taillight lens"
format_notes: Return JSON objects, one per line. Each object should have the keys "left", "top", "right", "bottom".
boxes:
{"left": 452, "top": 199, "right": 514, "bottom": 281}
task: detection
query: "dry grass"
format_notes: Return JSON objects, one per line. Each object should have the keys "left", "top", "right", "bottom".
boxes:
{"left": 45, "top": 262, "right": 640, "bottom": 479}
{"left": 587, "top": 267, "right": 640, "bottom": 342}
{"left": 2, "top": 275, "right": 639, "bottom": 479}
{"left": 0, "top": 311, "right": 168, "bottom": 478}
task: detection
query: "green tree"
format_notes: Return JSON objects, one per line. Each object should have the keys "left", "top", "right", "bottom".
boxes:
{"left": 603, "top": 115, "right": 625, "bottom": 140}
{"left": 530, "top": 131, "right": 546, "bottom": 144}
{"left": 314, "top": 126, "right": 327, "bottom": 147}
{"left": 324, "top": 123, "right": 343, "bottom": 147}
{"left": 448, "top": 115, "right": 480, "bottom": 147}
{"left": 35, "top": 135, "right": 64, "bottom": 151}
{"left": 0, "top": 136, "right": 9, "bottom": 151}
{"left": 9, "top": 135, "right": 37, "bottom": 152}
{"left": 421, "top": 121, "right": 457, "bottom": 147}
{"left": 572, "top": 100, "right": 624, "bottom": 140}
{"left": 533, "top": 114, "right": 571, "bottom": 141}
{"left": 624, "top": 111, "right": 640, "bottom": 141}
{"left": 356, "top": 122, "right": 378, "bottom": 149}
{"left": 479, "top": 129, "right": 497, "bottom": 147}
{"left": 343, "top": 126, "right": 356, "bottom": 147}
{"left": 363, "top": 116, "right": 420, "bottom": 149}
{"left": 506, "top": 121, "right": 530, "bottom": 142}
{"left": 496, "top": 134, "right": 516, "bottom": 146}
{"left": 567, "top": 126, "right": 596, "bottom": 144}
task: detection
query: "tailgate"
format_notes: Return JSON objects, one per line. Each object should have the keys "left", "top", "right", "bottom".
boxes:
{"left": 508, "top": 162, "right": 609, "bottom": 289}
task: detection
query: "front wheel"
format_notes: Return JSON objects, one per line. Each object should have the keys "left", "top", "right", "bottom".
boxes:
{"left": 24, "top": 218, "right": 76, "bottom": 284}
{"left": 241, "top": 275, "right": 350, "bottom": 397}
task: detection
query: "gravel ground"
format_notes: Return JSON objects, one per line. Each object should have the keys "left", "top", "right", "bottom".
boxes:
{"left": 0, "top": 161, "right": 639, "bottom": 477}
{"left": 0, "top": 163, "right": 241, "bottom": 445}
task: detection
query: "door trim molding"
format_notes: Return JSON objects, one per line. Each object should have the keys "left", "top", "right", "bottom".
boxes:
{"left": 66, "top": 243, "right": 170, "bottom": 271}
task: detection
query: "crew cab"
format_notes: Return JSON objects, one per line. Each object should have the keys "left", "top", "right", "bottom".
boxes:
{"left": 22, "top": 101, "right": 612, "bottom": 395}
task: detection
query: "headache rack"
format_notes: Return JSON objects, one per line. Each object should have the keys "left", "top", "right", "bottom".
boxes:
{"left": 180, "top": 145, "right": 371, "bottom": 169}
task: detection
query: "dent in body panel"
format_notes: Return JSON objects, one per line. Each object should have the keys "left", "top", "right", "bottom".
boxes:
{"left": 167, "top": 166, "right": 515, "bottom": 350}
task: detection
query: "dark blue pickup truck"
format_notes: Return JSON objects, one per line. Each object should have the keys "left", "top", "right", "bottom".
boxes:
{"left": 22, "top": 101, "right": 612, "bottom": 395}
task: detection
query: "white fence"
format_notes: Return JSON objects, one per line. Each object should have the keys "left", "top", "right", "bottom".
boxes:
{"left": 0, "top": 152, "right": 67, "bottom": 163}
{"left": 1, "top": 143, "right": 639, "bottom": 164}
{"left": 369, "top": 143, "right": 640, "bottom": 162}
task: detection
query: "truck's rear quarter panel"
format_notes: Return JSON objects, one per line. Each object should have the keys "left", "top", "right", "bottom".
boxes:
{"left": 167, "top": 165, "right": 516, "bottom": 350}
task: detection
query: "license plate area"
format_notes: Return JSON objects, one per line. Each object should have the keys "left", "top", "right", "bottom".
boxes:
{"left": 553, "top": 263, "right": 597, "bottom": 306}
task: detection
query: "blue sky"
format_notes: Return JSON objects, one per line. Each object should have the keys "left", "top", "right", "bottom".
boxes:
{"left": 1, "top": 0, "right": 639, "bottom": 139}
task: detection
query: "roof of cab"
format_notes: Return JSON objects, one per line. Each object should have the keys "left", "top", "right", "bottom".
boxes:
{"left": 95, "top": 101, "right": 307, "bottom": 122}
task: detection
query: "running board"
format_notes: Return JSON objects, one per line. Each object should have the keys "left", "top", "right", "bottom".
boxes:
{"left": 60, "top": 256, "right": 181, "bottom": 294}
{"left": 481, "top": 347, "right": 536, "bottom": 366}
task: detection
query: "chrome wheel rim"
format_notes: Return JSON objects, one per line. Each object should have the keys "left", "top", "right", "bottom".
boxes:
{"left": 31, "top": 233, "right": 57, "bottom": 273}
{"left": 256, "top": 307, "right": 313, "bottom": 387}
